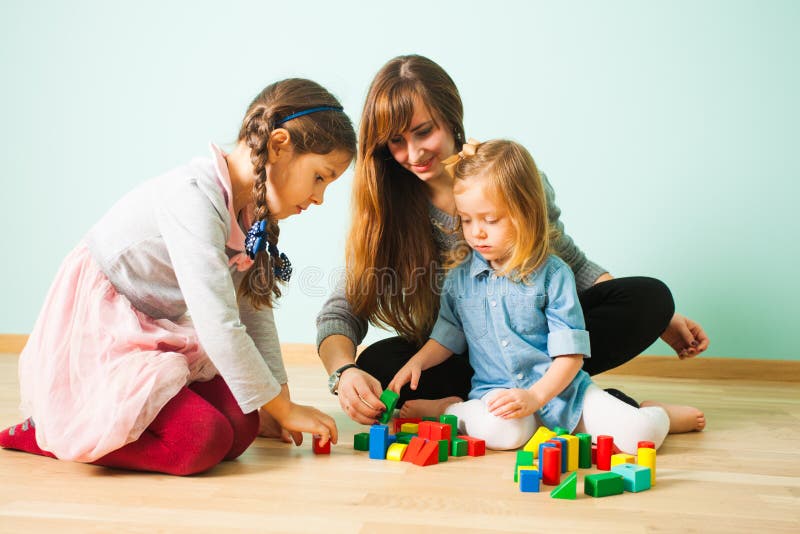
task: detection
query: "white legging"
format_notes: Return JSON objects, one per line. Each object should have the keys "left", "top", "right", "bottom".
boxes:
{"left": 445, "top": 384, "right": 669, "bottom": 453}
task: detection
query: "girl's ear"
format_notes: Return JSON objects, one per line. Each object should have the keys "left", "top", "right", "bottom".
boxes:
{"left": 267, "top": 128, "right": 293, "bottom": 163}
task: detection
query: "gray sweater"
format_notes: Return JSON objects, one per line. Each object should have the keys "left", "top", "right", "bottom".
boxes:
{"left": 85, "top": 148, "right": 286, "bottom": 414}
{"left": 315, "top": 172, "right": 607, "bottom": 350}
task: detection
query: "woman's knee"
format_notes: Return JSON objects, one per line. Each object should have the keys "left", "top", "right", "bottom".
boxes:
{"left": 630, "top": 277, "right": 675, "bottom": 333}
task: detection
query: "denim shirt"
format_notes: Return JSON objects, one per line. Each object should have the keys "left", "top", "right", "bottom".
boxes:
{"left": 430, "top": 252, "right": 593, "bottom": 431}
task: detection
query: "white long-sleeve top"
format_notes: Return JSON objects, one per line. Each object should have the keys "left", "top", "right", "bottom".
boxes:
{"left": 84, "top": 144, "right": 285, "bottom": 413}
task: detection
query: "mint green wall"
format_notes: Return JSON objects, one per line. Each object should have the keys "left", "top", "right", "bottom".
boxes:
{"left": 1, "top": 1, "right": 797, "bottom": 359}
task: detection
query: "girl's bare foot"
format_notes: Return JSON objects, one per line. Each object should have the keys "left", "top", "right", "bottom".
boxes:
{"left": 641, "top": 401, "right": 706, "bottom": 433}
{"left": 399, "top": 396, "right": 463, "bottom": 419}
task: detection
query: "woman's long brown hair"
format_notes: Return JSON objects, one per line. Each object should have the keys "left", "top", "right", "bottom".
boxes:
{"left": 346, "top": 55, "right": 465, "bottom": 344}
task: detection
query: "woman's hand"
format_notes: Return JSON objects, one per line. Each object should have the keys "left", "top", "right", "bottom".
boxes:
{"left": 387, "top": 360, "right": 423, "bottom": 394}
{"left": 262, "top": 392, "right": 338, "bottom": 447}
{"left": 336, "top": 368, "right": 384, "bottom": 425}
{"left": 660, "top": 312, "right": 710, "bottom": 359}
{"left": 486, "top": 388, "right": 542, "bottom": 419}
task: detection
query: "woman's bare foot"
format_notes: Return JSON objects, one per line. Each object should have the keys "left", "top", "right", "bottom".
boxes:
{"left": 399, "top": 396, "right": 463, "bottom": 419}
{"left": 641, "top": 400, "right": 706, "bottom": 433}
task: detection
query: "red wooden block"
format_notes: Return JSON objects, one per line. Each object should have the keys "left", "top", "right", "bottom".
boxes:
{"left": 541, "top": 446, "right": 561, "bottom": 486}
{"left": 638, "top": 440, "right": 655, "bottom": 450}
{"left": 458, "top": 435, "right": 486, "bottom": 457}
{"left": 312, "top": 434, "right": 330, "bottom": 455}
{"left": 403, "top": 436, "right": 427, "bottom": 463}
{"left": 393, "top": 417, "right": 422, "bottom": 433}
{"left": 596, "top": 435, "right": 614, "bottom": 470}
{"left": 412, "top": 440, "right": 440, "bottom": 467}
{"left": 418, "top": 421, "right": 435, "bottom": 440}
{"left": 591, "top": 444, "right": 598, "bottom": 465}
{"left": 430, "top": 423, "right": 451, "bottom": 443}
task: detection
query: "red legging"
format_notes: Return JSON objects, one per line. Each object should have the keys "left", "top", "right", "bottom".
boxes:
{"left": 91, "top": 375, "right": 259, "bottom": 475}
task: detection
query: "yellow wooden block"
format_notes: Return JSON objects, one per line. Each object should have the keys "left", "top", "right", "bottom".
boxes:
{"left": 400, "top": 423, "right": 419, "bottom": 434}
{"left": 561, "top": 434, "right": 579, "bottom": 472}
{"left": 610, "top": 453, "right": 635, "bottom": 467}
{"left": 386, "top": 442, "right": 408, "bottom": 462}
{"left": 637, "top": 447, "right": 657, "bottom": 485}
{"left": 523, "top": 426, "right": 556, "bottom": 457}
{"left": 517, "top": 465, "right": 538, "bottom": 482}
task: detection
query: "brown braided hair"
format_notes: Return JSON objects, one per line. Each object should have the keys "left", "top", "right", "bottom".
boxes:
{"left": 237, "top": 79, "right": 356, "bottom": 308}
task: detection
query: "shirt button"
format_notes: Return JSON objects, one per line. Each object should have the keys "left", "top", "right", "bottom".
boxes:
{"left": 517, "top": 373, "right": 524, "bottom": 380}
{"left": 490, "top": 300, "right": 497, "bottom": 307}
{"left": 491, "top": 274, "right": 497, "bottom": 280}
{"left": 501, "top": 340, "right": 509, "bottom": 347}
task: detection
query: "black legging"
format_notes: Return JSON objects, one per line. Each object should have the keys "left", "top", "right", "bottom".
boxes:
{"left": 356, "top": 276, "right": 674, "bottom": 406}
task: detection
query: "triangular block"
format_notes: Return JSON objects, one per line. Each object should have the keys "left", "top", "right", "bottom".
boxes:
{"left": 550, "top": 471, "right": 577, "bottom": 500}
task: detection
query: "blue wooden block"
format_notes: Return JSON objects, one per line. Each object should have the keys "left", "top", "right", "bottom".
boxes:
{"left": 369, "top": 424, "right": 389, "bottom": 460}
{"left": 611, "top": 463, "right": 652, "bottom": 492}
{"left": 519, "top": 469, "right": 541, "bottom": 492}
{"left": 552, "top": 436, "right": 568, "bottom": 473}
{"left": 538, "top": 442, "right": 556, "bottom": 470}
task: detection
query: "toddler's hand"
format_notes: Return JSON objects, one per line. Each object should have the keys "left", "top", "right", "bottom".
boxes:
{"left": 486, "top": 388, "right": 541, "bottom": 419}
{"left": 388, "top": 360, "right": 422, "bottom": 394}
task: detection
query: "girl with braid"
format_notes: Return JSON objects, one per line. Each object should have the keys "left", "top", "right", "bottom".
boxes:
{"left": 0, "top": 78, "right": 356, "bottom": 475}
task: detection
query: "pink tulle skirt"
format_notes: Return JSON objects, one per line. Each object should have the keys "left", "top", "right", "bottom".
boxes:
{"left": 18, "top": 242, "right": 218, "bottom": 462}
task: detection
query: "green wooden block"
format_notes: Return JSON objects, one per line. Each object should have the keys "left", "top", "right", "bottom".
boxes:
{"left": 377, "top": 390, "right": 400, "bottom": 424}
{"left": 550, "top": 471, "right": 577, "bottom": 499}
{"left": 575, "top": 432, "right": 592, "bottom": 468}
{"left": 439, "top": 414, "right": 458, "bottom": 441}
{"left": 438, "top": 439, "right": 449, "bottom": 462}
{"left": 394, "top": 432, "right": 414, "bottom": 445}
{"left": 422, "top": 416, "right": 438, "bottom": 422}
{"left": 585, "top": 472, "right": 624, "bottom": 497}
{"left": 354, "top": 432, "right": 370, "bottom": 451}
{"left": 451, "top": 438, "right": 468, "bottom": 457}
{"left": 612, "top": 464, "right": 652, "bottom": 492}
{"left": 553, "top": 426, "right": 569, "bottom": 436}
{"left": 516, "top": 450, "right": 534, "bottom": 466}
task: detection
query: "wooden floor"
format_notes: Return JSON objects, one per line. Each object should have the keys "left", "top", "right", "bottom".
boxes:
{"left": 1, "top": 347, "right": 798, "bottom": 533}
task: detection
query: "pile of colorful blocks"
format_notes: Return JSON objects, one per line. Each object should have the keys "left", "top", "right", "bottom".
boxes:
{"left": 514, "top": 425, "right": 657, "bottom": 499}
{"left": 343, "top": 390, "right": 486, "bottom": 466}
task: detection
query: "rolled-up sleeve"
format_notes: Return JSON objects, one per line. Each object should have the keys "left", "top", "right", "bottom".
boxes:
{"left": 429, "top": 276, "right": 468, "bottom": 355}
{"left": 544, "top": 262, "right": 592, "bottom": 359}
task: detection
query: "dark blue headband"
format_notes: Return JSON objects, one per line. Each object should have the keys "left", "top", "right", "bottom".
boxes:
{"left": 275, "top": 106, "right": 344, "bottom": 125}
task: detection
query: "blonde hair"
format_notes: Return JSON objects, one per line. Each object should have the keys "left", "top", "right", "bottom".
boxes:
{"left": 447, "top": 140, "right": 557, "bottom": 281}
{"left": 346, "top": 55, "right": 465, "bottom": 344}
{"left": 237, "top": 79, "right": 356, "bottom": 308}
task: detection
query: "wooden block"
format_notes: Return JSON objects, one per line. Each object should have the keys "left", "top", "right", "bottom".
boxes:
{"left": 400, "top": 423, "right": 419, "bottom": 434}
{"left": 403, "top": 436, "right": 427, "bottom": 463}
{"left": 312, "top": 434, "right": 330, "bottom": 455}
{"left": 523, "top": 426, "right": 556, "bottom": 457}
{"left": 437, "top": 440, "right": 449, "bottom": 462}
{"left": 439, "top": 414, "right": 458, "bottom": 441}
{"left": 353, "top": 432, "right": 370, "bottom": 451}
{"left": 575, "top": 433, "right": 592, "bottom": 468}
{"left": 550, "top": 471, "right": 577, "bottom": 499}
{"left": 394, "top": 432, "right": 415, "bottom": 444}
{"left": 418, "top": 421, "right": 434, "bottom": 440}
{"left": 610, "top": 453, "right": 635, "bottom": 467}
{"left": 596, "top": 435, "right": 614, "bottom": 470}
{"left": 393, "top": 417, "right": 422, "bottom": 433}
{"left": 591, "top": 444, "right": 597, "bottom": 465}
{"left": 413, "top": 439, "right": 440, "bottom": 466}
{"left": 516, "top": 464, "right": 539, "bottom": 482}
{"left": 519, "top": 468, "right": 541, "bottom": 492}
{"left": 541, "top": 446, "right": 561, "bottom": 486}
{"left": 637, "top": 447, "right": 657, "bottom": 486}
{"left": 377, "top": 390, "right": 400, "bottom": 424}
{"left": 369, "top": 425, "right": 389, "bottom": 460}
{"left": 561, "top": 435, "right": 579, "bottom": 472}
{"left": 516, "top": 450, "right": 535, "bottom": 467}
{"left": 553, "top": 426, "right": 569, "bottom": 436}
{"left": 585, "top": 472, "right": 624, "bottom": 497}
{"left": 637, "top": 440, "right": 655, "bottom": 450}
{"left": 451, "top": 438, "right": 468, "bottom": 457}
{"left": 386, "top": 442, "right": 408, "bottom": 461}
{"left": 549, "top": 438, "right": 568, "bottom": 473}
{"left": 612, "top": 463, "right": 652, "bottom": 492}
{"left": 429, "top": 423, "right": 452, "bottom": 443}
{"left": 458, "top": 435, "right": 486, "bottom": 457}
